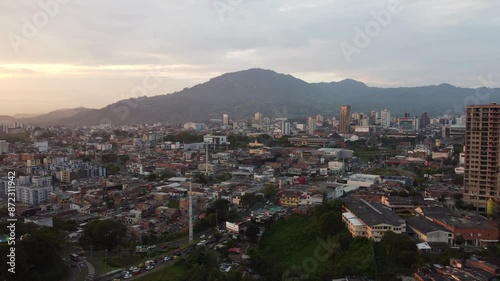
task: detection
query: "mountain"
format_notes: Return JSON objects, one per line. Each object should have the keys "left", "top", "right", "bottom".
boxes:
{"left": 12, "top": 113, "right": 40, "bottom": 119}
{"left": 0, "top": 115, "right": 16, "bottom": 122}
{"left": 19, "top": 107, "right": 93, "bottom": 125}
{"left": 34, "top": 69, "right": 500, "bottom": 126}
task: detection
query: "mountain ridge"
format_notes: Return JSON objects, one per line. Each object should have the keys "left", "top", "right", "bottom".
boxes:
{"left": 10, "top": 69, "right": 500, "bottom": 126}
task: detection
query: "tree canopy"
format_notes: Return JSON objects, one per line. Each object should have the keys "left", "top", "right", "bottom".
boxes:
{"left": 81, "top": 219, "right": 126, "bottom": 250}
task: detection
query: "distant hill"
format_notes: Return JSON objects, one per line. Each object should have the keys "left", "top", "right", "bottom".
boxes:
{"left": 19, "top": 107, "right": 93, "bottom": 125}
{"left": 12, "top": 113, "right": 39, "bottom": 119}
{"left": 0, "top": 115, "right": 16, "bottom": 123}
{"left": 23, "top": 69, "right": 500, "bottom": 126}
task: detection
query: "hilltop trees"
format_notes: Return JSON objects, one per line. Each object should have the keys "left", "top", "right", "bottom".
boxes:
{"left": 81, "top": 219, "right": 126, "bottom": 250}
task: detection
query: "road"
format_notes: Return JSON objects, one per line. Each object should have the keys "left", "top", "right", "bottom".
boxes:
{"left": 95, "top": 228, "right": 218, "bottom": 281}
{"left": 63, "top": 245, "right": 96, "bottom": 281}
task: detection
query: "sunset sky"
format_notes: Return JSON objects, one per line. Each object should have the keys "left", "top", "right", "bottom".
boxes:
{"left": 1, "top": 0, "right": 499, "bottom": 115}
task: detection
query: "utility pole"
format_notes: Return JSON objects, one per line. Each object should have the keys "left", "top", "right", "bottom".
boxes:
{"left": 215, "top": 209, "right": 218, "bottom": 232}
{"left": 105, "top": 249, "right": 108, "bottom": 273}
{"left": 206, "top": 142, "right": 209, "bottom": 177}
{"left": 189, "top": 179, "right": 193, "bottom": 244}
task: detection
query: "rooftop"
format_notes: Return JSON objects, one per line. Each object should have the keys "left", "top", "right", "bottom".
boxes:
{"left": 342, "top": 197, "right": 405, "bottom": 227}
{"left": 406, "top": 216, "right": 452, "bottom": 234}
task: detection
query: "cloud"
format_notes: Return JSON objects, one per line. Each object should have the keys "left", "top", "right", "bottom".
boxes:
{"left": 0, "top": 0, "right": 499, "bottom": 114}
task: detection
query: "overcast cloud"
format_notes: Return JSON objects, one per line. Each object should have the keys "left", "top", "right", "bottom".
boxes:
{"left": 1, "top": 0, "right": 499, "bottom": 115}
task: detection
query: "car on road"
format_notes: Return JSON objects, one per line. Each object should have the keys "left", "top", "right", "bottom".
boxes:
{"left": 200, "top": 234, "right": 206, "bottom": 239}
{"left": 148, "top": 245, "right": 156, "bottom": 249}
{"left": 161, "top": 244, "right": 169, "bottom": 249}
{"left": 124, "top": 273, "right": 133, "bottom": 279}
{"left": 163, "top": 256, "right": 171, "bottom": 261}
{"left": 146, "top": 265, "right": 154, "bottom": 270}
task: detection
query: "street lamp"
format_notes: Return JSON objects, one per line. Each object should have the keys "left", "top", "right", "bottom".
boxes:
{"left": 189, "top": 178, "right": 193, "bottom": 245}
{"left": 105, "top": 249, "right": 108, "bottom": 273}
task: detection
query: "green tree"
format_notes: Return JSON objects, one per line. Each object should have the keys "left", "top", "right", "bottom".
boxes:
{"left": 212, "top": 199, "right": 230, "bottom": 211}
{"left": 246, "top": 224, "right": 260, "bottom": 242}
{"left": 53, "top": 217, "right": 78, "bottom": 231}
{"left": 183, "top": 246, "right": 218, "bottom": 268}
{"left": 147, "top": 173, "right": 158, "bottom": 181}
{"left": 119, "top": 154, "right": 130, "bottom": 163}
{"left": 262, "top": 184, "right": 278, "bottom": 199}
{"left": 240, "top": 193, "right": 264, "bottom": 208}
{"left": 81, "top": 219, "right": 126, "bottom": 250}
{"left": 106, "top": 164, "right": 121, "bottom": 175}
{"left": 0, "top": 224, "right": 68, "bottom": 281}
{"left": 101, "top": 153, "right": 118, "bottom": 163}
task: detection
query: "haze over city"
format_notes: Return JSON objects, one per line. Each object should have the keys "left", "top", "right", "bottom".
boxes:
{"left": 2, "top": 2, "right": 500, "bottom": 281}
{"left": 1, "top": 0, "right": 500, "bottom": 115}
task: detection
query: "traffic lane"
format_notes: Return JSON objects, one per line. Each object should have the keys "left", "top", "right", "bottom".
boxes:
{"left": 129, "top": 259, "right": 176, "bottom": 280}
{"left": 91, "top": 228, "right": 217, "bottom": 257}
{"left": 72, "top": 260, "right": 89, "bottom": 281}
{"left": 149, "top": 228, "right": 218, "bottom": 253}
{"left": 100, "top": 240, "right": 202, "bottom": 281}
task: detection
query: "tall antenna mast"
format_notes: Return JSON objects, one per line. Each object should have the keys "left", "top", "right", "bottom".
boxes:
{"left": 189, "top": 179, "right": 193, "bottom": 244}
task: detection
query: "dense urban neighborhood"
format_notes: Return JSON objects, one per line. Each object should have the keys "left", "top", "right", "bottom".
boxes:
{"left": 1, "top": 103, "right": 500, "bottom": 281}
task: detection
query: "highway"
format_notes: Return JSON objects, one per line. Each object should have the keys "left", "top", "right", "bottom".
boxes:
{"left": 95, "top": 228, "right": 218, "bottom": 281}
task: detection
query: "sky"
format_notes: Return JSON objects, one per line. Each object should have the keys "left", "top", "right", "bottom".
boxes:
{"left": 1, "top": 0, "right": 499, "bottom": 115}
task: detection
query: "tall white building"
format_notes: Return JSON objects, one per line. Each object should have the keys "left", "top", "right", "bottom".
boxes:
{"left": 16, "top": 186, "right": 54, "bottom": 205}
{"left": 0, "top": 140, "right": 8, "bottom": 154}
{"left": 32, "top": 176, "right": 52, "bottom": 187}
{"left": 381, "top": 109, "right": 391, "bottom": 128}
{"left": 307, "top": 116, "right": 316, "bottom": 135}
{"left": 222, "top": 114, "right": 229, "bottom": 126}
{"left": 283, "top": 121, "right": 291, "bottom": 135}
{"left": 254, "top": 112, "right": 262, "bottom": 124}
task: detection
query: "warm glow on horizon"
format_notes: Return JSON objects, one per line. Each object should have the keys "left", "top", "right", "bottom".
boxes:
{"left": 0, "top": 1, "right": 498, "bottom": 116}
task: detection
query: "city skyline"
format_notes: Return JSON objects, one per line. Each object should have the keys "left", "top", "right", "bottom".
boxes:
{"left": 1, "top": 0, "right": 500, "bottom": 115}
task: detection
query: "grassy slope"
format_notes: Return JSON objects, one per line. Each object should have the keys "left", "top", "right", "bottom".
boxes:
{"left": 258, "top": 215, "right": 336, "bottom": 278}
{"left": 134, "top": 262, "right": 188, "bottom": 281}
